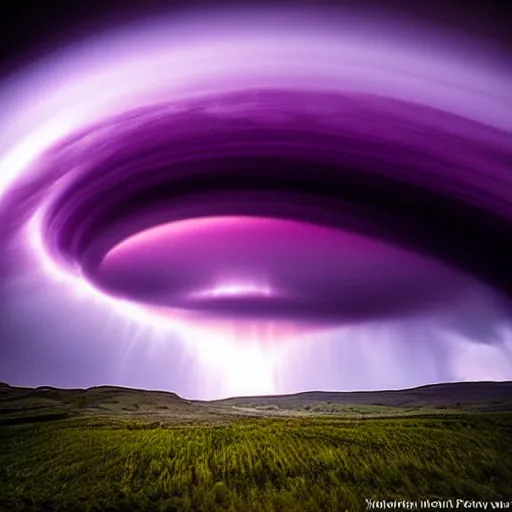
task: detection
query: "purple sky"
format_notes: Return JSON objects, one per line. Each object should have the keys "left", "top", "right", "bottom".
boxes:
{"left": 0, "top": 4, "right": 512, "bottom": 399}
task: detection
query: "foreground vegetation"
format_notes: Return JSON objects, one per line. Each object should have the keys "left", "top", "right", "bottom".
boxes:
{"left": 1, "top": 412, "right": 511, "bottom": 511}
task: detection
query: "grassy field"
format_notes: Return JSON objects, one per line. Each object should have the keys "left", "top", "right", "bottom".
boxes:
{"left": 1, "top": 383, "right": 511, "bottom": 511}
{"left": 1, "top": 413, "right": 512, "bottom": 511}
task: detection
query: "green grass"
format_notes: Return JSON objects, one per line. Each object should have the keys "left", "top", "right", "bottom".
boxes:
{"left": 1, "top": 413, "right": 511, "bottom": 511}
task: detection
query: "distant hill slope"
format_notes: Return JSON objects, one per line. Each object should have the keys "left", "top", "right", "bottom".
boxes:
{"left": 211, "top": 381, "right": 512, "bottom": 408}
{"left": 1, "top": 381, "right": 511, "bottom": 421}
{"left": 0, "top": 383, "right": 200, "bottom": 425}
{"left": 0, "top": 383, "right": 184, "bottom": 403}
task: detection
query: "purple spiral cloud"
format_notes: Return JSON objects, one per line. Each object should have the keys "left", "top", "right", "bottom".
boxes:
{"left": 0, "top": 6, "right": 511, "bottom": 398}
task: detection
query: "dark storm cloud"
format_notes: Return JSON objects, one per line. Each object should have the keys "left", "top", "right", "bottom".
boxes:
{"left": 0, "top": 4, "right": 511, "bottom": 397}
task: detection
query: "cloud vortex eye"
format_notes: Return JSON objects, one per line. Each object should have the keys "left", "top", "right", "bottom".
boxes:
{"left": 20, "top": 90, "right": 512, "bottom": 322}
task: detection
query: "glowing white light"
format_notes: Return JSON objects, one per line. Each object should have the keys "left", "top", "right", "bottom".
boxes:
{"left": 192, "top": 281, "right": 274, "bottom": 299}
{"left": 189, "top": 323, "right": 289, "bottom": 397}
